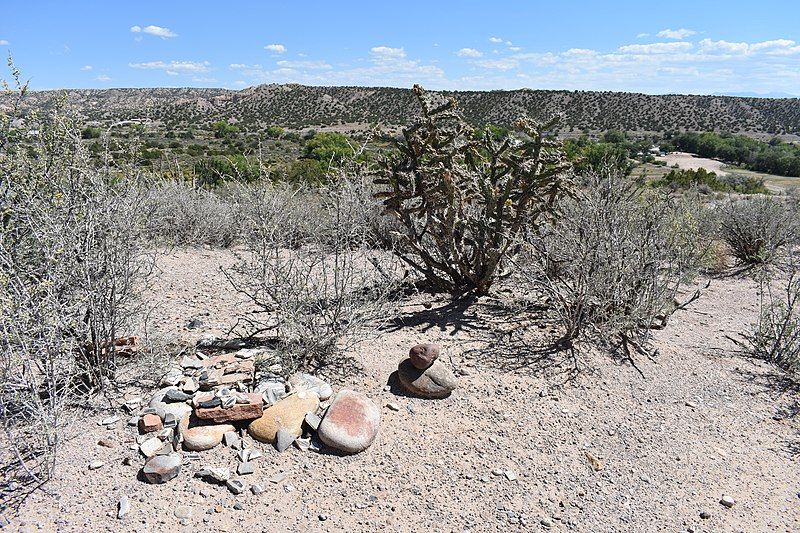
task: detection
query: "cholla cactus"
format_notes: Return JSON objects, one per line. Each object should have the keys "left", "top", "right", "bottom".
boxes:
{"left": 375, "top": 84, "right": 571, "bottom": 295}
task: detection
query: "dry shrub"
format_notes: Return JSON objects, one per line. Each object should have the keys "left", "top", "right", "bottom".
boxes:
{"left": 719, "top": 195, "right": 798, "bottom": 269}
{"left": 747, "top": 265, "right": 800, "bottom": 374}
{"left": 227, "top": 173, "right": 403, "bottom": 374}
{"left": 1, "top": 67, "right": 151, "bottom": 494}
{"left": 141, "top": 181, "right": 240, "bottom": 247}
{"left": 519, "top": 166, "right": 714, "bottom": 359}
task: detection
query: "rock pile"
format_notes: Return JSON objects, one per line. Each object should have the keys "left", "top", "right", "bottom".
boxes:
{"left": 397, "top": 343, "right": 459, "bottom": 398}
{"left": 126, "top": 342, "right": 386, "bottom": 489}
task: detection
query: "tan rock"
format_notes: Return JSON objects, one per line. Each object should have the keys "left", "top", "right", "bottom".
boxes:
{"left": 179, "top": 417, "right": 235, "bottom": 451}
{"left": 248, "top": 391, "right": 319, "bottom": 444}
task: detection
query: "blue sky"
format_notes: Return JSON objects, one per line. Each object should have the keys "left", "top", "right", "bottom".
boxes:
{"left": 3, "top": 0, "right": 800, "bottom": 95}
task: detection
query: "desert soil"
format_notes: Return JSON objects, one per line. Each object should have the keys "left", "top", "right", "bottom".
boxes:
{"left": 656, "top": 152, "right": 729, "bottom": 176}
{"left": 8, "top": 248, "right": 800, "bottom": 532}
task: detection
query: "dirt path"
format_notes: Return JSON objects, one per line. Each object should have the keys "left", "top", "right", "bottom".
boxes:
{"left": 10, "top": 248, "right": 799, "bottom": 532}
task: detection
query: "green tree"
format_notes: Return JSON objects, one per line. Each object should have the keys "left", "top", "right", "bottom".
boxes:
{"left": 303, "top": 132, "right": 355, "bottom": 164}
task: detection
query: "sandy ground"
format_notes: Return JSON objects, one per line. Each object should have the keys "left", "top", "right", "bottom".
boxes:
{"left": 656, "top": 152, "right": 729, "bottom": 176}
{"left": 7, "top": 248, "right": 800, "bottom": 532}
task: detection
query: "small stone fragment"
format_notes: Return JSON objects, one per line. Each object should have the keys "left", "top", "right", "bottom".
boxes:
{"left": 237, "top": 462, "right": 255, "bottom": 475}
{"left": 233, "top": 502, "right": 244, "bottom": 511}
{"left": 226, "top": 478, "right": 245, "bottom": 495}
{"left": 139, "top": 437, "right": 162, "bottom": 458}
{"left": 269, "top": 472, "right": 288, "bottom": 484}
{"left": 174, "top": 506, "right": 193, "bottom": 519}
{"left": 223, "top": 431, "right": 240, "bottom": 448}
{"left": 304, "top": 412, "right": 322, "bottom": 431}
{"left": 584, "top": 451, "right": 604, "bottom": 472}
{"left": 100, "top": 416, "right": 120, "bottom": 426}
{"left": 180, "top": 420, "right": 235, "bottom": 451}
{"left": 720, "top": 495, "right": 735, "bottom": 508}
{"left": 250, "top": 484, "right": 265, "bottom": 495}
{"left": 385, "top": 402, "right": 401, "bottom": 412}
{"left": 165, "top": 389, "right": 191, "bottom": 402}
{"left": 138, "top": 413, "right": 163, "bottom": 434}
{"left": 117, "top": 495, "right": 130, "bottom": 519}
{"left": 276, "top": 428, "right": 294, "bottom": 452}
{"left": 318, "top": 514, "right": 328, "bottom": 521}
{"left": 700, "top": 511, "right": 711, "bottom": 519}
{"left": 163, "top": 413, "right": 177, "bottom": 429}
{"left": 88, "top": 460, "right": 105, "bottom": 470}
{"left": 97, "top": 439, "right": 115, "bottom": 448}
{"left": 504, "top": 470, "right": 518, "bottom": 481}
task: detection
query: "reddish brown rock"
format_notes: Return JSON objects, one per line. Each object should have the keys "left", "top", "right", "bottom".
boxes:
{"left": 195, "top": 393, "right": 264, "bottom": 423}
{"left": 138, "top": 413, "right": 163, "bottom": 433}
{"left": 409, "top": 343, "right": 441, "bottom": 370}
{"left": 318, "top": 389, "right": 380, "bottom": 454}
{"left": 397, "top": 358, "right": 458, "bottom": 398}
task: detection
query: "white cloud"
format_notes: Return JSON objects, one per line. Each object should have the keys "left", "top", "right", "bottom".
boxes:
{"left": 489, "top": 37, "right": 503, "bottom": 43}
{"left": 636, "top": 33, "right": 649, "bottom": 39}
{"left": 264, "top": 44, "right": 286, "bottom": 54}
{"left": 457, "top": 47, "right": 483, "bottom": 58}
{"left": 276, "top": 59, "right": 332, "bottom": 70}
{"left": 0, "top": 39, "right": 8, "bottom": 45}
{"left": 370, "top": 46, "right": 405, "bottom": 59}
{"left": 698, "top": 38, "right": 749, "bottom": 54}
{"left": 130, "top": 25, "right": 177, "bottom": 38}
{"left": 129, "top": 60, "right": 210, "bottom": 72}
{"left": 619, "top": 41, "right": 693, "bottom": 54}
{"left": 80, "top": 65, "right": 93, "bottom": 71}
{"left": 657, "top": 28, "right": 696, "bottom": 40}
{"left": 508, "top": 46, "right": 522, "bottom": 52}
{"left": 698, "top": 38, "right": 800, "bottom": 56}
{"left": 95, "top": 74, "right": 111, "bottom": 82}
{"left": 476, "top": 58, "right": 518, "bottom": 70}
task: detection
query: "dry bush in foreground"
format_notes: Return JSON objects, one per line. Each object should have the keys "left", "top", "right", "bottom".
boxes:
{"left": 1, "top": 68, "right": 151, "bottom": 492}
{"left": 375, "top": 84, "right": 571, "bottom": 296}
{"left": 227, "top": 174, "right": 403, "bottom": 374}
{"left": 519, "top": 167, "right": 715, "bottom": 361}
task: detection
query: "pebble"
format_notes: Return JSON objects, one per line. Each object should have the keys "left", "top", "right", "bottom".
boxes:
{"left": 237, "top": 462, "right": 255, "bottom": 475}
{"left": 318, "top": 514, "right": 328, "bottom": 521}
{"left": 408, "top": 343, "right": 441, "bottom": 369}
{"left": 250, "top": 484, "right": 265, "bottom": 495}
{"left": 541, "top": 518, "right": 553, "bottom": 528}
{"left": 700, "top": 511, "right": 711, "bottom": 519}
{"left": 304, "top": 412, "right": 322, "bottom": 431}
{"left": 117, "top": 496, "right": 130, "bottom": 519}
{"left": 223, "top": 431, "right": 240, "bottom": 448}
{"left": 165, "top": 389, "right": 191, "bottom": 402}
{"left": 88, "top": 460, "right": 105, "bottom": 470}
{"left": 685, "top": 401, "right": 698, "bottom": 408}
{"left": 720, "top": 495, "right": 735, "bottom": 508}
{"left": 504, "top": 470, "right": 518, "bottom": 481}
{"left": 174, "top": 506, "right": 193, "bottom": 519}
{"left": 269, "top": 472, "right": 289, "bottom": 484}
{"left": 385, "top": 402, "right": 401, "bottom": 412}
{"left": 139, "top": 437, "right": 162, "bottom": 458}
{"left": 142, "top": 453, "right": 182, "bottom": 484}
{"left": 99, "top": 416, "right": 120, "bottom": 426}
{"left": 233, "top": 502, "right": 244, "bottom": 511}
{"left": 97, "top": 439, "right": 115, "bottom": 448}
{"left": 181, "top": 420, "right": 235, "bottom": 451}
{"left": 226, "top": 478, "right": 245, "bottom": 495}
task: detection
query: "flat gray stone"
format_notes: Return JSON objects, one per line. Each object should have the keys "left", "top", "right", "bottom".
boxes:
{"left": 237, "top": 462, "right": 255, "bottom": 475}
{"left": 276, "top": 428, "right": 294, "bottom": 452}
{"left": 142, "top": 453, "right": 182, "bottom": 484}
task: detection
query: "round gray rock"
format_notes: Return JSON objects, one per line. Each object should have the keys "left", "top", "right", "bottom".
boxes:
{"left": 142, "top": 452, "right": 182, "bottom": 484}
{"left": 397, "top": 358, "right": 458, "bottom": 398}
{"left": 317, "top": 389, "right": 380, "bottom": 454}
